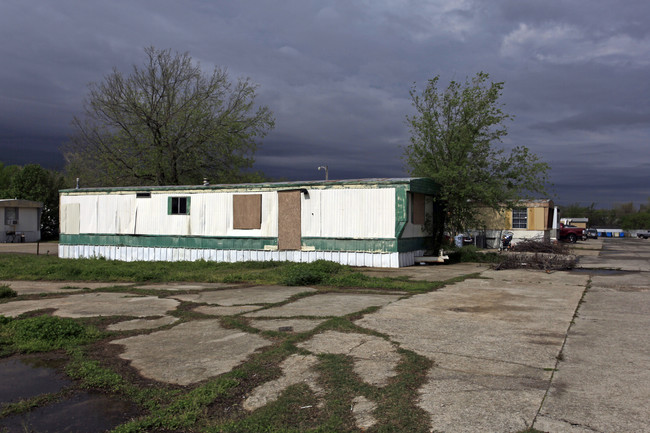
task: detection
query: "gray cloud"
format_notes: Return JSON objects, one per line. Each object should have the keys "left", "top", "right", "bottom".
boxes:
{"left": 1, "top": 0, "right": 649, "bottom": 207}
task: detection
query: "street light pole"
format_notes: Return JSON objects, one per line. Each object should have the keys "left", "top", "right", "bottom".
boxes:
{"left": 318, "top": 165, "right": 329, "bottom": 181}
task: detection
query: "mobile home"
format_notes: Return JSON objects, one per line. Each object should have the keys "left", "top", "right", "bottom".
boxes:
{"left": 469, "top": 199, "right": 556, "bottom": 248}
{"left": 59, "top": 178, "right": 438, "bottom": 268}
{"left": 1, "top": 199, "right": 42, "bottom": 243}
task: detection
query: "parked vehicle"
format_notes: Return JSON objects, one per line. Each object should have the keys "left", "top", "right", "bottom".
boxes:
{"left": 559, "top": 223, "right": 586, "bottom": 243}
{"left": 585, "top": 228, "right": 599, "bottom": 239}
{"left": 637, "top": 231, "right": 650, "bottom": 239}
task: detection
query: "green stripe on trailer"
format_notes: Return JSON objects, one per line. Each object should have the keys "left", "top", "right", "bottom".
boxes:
{"left": 60, "top": 234, "right": 277, "bottom": 250}
{"left": 61, "top": 234, "right": 430, "bottom": 253}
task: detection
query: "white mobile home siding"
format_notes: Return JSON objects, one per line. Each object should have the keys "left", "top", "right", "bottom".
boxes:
{"left": 59, "top": 178, "right": 438, "bottom": 267}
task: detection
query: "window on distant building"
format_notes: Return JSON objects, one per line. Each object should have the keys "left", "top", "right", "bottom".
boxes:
{"left": 512, "top": 208, "right": 528, "bottom": 229}
{"left": 4, "top": 207, "right": 18, "bottom": 225}
{"left": 168, "top": 197, "right": 190, "bottom": 215}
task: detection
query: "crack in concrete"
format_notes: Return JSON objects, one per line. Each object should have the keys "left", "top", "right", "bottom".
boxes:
{"left": 531, "top": 277, "right": 591, "bottom": 430}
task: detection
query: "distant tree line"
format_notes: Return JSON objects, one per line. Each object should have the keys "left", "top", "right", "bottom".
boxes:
{"left": 561, "top": 201, "right": 650, "bottom": 230}
{"left": 0, "top": 163, "right": 65, "bottom": 240}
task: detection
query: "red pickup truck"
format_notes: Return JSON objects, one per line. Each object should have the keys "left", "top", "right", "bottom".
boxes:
{"left": 559, "top": 223, "right": 586, "bottom": 243}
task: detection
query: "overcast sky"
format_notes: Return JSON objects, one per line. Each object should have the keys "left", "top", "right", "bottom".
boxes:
{"left": 1, "top": 0, "right": 649, "bottom": 207}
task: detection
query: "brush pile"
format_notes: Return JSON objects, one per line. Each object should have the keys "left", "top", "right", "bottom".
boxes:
{"left": 510, "top": 238, "right": 571, "bottom": 255}
{"left": 493, "top": 239, "right": 577, "bottom": 271}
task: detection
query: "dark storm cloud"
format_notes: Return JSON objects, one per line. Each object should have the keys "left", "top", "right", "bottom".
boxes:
{"left": 1, "top": 0, "right": 649, "bottom": 207}
{"left": 531, "top": 110, "right": 650, "bottom": 132}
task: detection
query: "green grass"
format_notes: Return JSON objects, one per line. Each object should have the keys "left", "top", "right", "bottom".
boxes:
{"left": 0, "top": 284, "right": 17, "bottom": 298}
{"left": 0, "top": 255, "right": 448, "bottom": 292}
{"left": 0, "top": 315, "right": 102, "bottom": 353}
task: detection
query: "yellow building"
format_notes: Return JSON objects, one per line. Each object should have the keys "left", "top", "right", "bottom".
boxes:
{"left": 471, "top": 200, "right": 555, "bottom": 248}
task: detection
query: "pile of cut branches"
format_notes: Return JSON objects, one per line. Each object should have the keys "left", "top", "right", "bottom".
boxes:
{"left": 493, "top": 253, "right": 577, "bottom": 271}
{"left": 510, "top": 238, "right": 570, "bottom": 255}
{"left": 494, "top": 239, "right": 576, "bottom": 271}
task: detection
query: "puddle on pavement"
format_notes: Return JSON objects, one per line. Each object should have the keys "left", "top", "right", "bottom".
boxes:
{"left": 0, "top": 391, "right": 139, "bottom": 433}
{"left": 0, "top": 357, "right": 71, "bottom": 403}
{"left": 0, "top": 356, "right": 140, "bottom": 433}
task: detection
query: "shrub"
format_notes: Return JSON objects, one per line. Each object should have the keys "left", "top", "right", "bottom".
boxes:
{"left": 281, "top": 260, "right": 343, "bottom": 286}
{"left": 0, "top": 284, "right": 17, "bottom": 298}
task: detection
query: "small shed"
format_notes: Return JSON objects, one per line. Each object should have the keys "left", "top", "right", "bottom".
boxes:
{"left": 1, "top": 199, "right": 43, "bottom": 243}
{"left": 59, "top": 178, "right": 439, "bottom": 268}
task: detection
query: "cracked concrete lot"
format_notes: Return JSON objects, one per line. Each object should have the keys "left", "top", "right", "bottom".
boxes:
{"left": 1, "top": 238, "right": 648, "bottom": 432}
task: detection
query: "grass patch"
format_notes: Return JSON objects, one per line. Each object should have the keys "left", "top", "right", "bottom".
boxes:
{"left": 0, "top": 315, "right": 102, "bottom": 353}
{"left": 372, "top": 349, "right": 433, "bottom": 433}
{"left": 0, "top": 390, "right": 71, "bottom": 418}
{"left": 66, "top": 348, "right": 127, "bottom": 393}
{"left": 0, "top": 255, "right": 449, "bottom": 293}
{"left": 281, "top": 260, "right": 344, "bottom": 286}
{"left": 0, "top": 284, "right": 17, "bottom": 298}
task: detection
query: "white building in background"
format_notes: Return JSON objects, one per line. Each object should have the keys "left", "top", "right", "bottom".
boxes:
{"left": 59, "top": 178, "right": 439, "bottom": 268}
{"left": 1, "top": 199, "right": 42, "bottom": 243}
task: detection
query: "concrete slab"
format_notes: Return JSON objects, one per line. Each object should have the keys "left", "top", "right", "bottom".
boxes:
{"left": 356, "top": 269, "right": 587, "bottom": 432}
{"left": 244, "top": 293, "right": 402, "bottom": 318}
{"left": 112, "top": 320, "right": 270, "bottom": 386}
{"left": 297, "top": 330, "right": 401, "bottom": 387}
{"left": 0, "top": 242, "right": 58, "bottom": 256}
{"left": 361, "top": 262, "right": 489, "bottom": 282}
{"left": 194, "top": 305, "right": 262, "bottom": 316}
{"left": 172, "top": 286, "right": 316, "bottom": 305}
{"left": 107, "top": 316, "right": 179, "bottom": 331}
{"left": 133, "top": 282, "right": 239, "bottom": 291}
{"left": 578, "top": 239, "right": 650, "bottom": 271}
{"left": 570, "top": 239, "right": 603, "bottom": 257}
{"left": 0, "top": 280, "right": 132, "bottom": 295}
{"left": 351, "top": 396, "right": 377, "bottom": 430}
{"left": 250, "top": 318, "right": 326, "bottom": 333}
{"left": 0, "top": 292, "right": 179, "bottom": 318}
{"left": 535, "top": 241, "right": 650, "bottom": 433}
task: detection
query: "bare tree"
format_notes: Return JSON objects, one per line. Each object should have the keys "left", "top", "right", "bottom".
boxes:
{"left": 65, "top": 47, "right": 274, "bottom": 186}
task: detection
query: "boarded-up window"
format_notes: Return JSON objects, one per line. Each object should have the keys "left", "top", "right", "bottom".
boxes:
{"left": 411, "top": 193, "right": 426, "bottom": 225}
{"left": 233, "top": 194, "right": 262, "bottom": 229}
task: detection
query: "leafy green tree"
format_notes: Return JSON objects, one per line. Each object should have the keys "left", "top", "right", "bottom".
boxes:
{"left": 620, "top": 212, "right": 650, "bottom": 230}
{"left": 7, "top": 164, "right": 65, "bottom": 240}
{"left": 404, "top": 72, "right": 549, "bottom": 249}
{"left": 0, "top": 162, "right": 21, "bottom": 195}
{"left": 64, "top": 46, "right": 275, "bottom": 187}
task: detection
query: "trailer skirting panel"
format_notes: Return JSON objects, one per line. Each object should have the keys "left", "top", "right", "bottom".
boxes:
{"left": 59, "top": 244, "right": 426, "bottom": 268}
